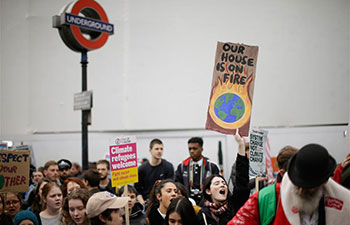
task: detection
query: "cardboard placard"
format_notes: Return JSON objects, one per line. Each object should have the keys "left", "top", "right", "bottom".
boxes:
{"left": 206, "top": 42, "right": 259, "bottom": 136}
{"left": 0, "top": 143, "right": 8, "bottom": 150}
{"left": 109, "top": 137, "right": 138, "bottom": 187}
{"left": 0, "top": 150, "right": 30, "bottom": 192}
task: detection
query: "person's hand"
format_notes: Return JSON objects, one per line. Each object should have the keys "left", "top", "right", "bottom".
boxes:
{"left": 234, "top": 129, "right": 245, "bottom": 156}
{"left": 255, "top": 176, "right": 268, "bottom": 191}
{"left": 256, "top": 176, "right": 268, "bottom": 182}
{"left": 136, "top": 194, "right": 145, "bottom": 205}
{"left": 341, "top": 152, "right": 350, "bottom": 168}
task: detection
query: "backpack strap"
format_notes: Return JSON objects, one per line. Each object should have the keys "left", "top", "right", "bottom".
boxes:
{"left": 205, "top": 157, "right": 218, "bottom": 176}
{"left": 258, "top": 183, "right": 277, "bottom": 225}
{"left": 161, "top": 159, "right": 168, "bottom": 178}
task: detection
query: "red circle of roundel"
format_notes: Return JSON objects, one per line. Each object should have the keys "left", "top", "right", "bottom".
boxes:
{"left": 70, "top": 0, "right": 109, "bottom": 50}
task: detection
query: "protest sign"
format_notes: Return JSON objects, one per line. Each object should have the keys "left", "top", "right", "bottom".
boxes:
{"left": 0, "top": 143, "right": 7, "bottom": 150}
{"left": 0, "top": 150, "right": 30, "bottom": 192}
{"left": 109, "top": 136, "right": 138, "bottom": 187}
{"left": 249, "top": 129, "right": 268, "bottom": 177}
{"left": 206, "top": 42, "right": 259, "bottom": 136}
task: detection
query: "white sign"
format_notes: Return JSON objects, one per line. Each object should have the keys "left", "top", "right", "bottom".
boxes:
{"left": 249, "top": 129, "right": 268, "bottom": 177}
{"left": 74, "top": 91, "right": 93, "bottom": 110}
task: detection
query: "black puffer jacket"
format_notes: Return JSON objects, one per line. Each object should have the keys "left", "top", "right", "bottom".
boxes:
{"left": 198, "top": 154, "right": 250, "bottom": 225}
{"left": 123, "top": 202, "right": 147, "bottom": 225}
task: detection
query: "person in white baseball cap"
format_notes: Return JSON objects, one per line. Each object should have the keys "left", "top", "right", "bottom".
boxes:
{"left": 86, "top": 191, "right": 129, "bottom": 225}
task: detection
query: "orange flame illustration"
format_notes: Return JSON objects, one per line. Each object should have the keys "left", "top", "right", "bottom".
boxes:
{"left": 209, "top": 70, "right": 253, "bottom": 129}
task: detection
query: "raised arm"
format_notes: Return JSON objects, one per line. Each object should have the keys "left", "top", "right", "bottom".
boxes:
{"left": 235, "top": 129, "right": 246, "bottom": 157}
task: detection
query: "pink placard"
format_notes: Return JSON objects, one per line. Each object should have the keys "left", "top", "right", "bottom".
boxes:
{"left": 109, "top": 143, "right": 137, "bottom": 171}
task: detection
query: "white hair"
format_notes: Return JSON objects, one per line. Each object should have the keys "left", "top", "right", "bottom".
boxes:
{"left": 291, "top": 184, "right": 324, "bottom": 215}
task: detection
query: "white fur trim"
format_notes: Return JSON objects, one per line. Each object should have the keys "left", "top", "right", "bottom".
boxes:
{"left": 281, "top": 173, "right": 350, "bottom": 225}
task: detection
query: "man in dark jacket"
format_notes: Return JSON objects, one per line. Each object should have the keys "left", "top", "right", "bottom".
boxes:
{"left": 82, "top": 169, "right": 100, "bottom": 195}
{"left": 118, "top": 185, "right": 147, "bottom": 225}
{"left": 135, "top": 138, "right": 174, "bottom": 204}
{"left": 97, "top": 159, "right": 116, "bottom": 194}
{"left": 175, "top": 137, "right": 220, "bottom": 204}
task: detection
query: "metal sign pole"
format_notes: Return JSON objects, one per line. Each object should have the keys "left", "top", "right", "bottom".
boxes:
{"left": 81, "top": 50, "right": 89, "bottom": 171}
{"left": 53, "top": 0, "right": 114, "bottom": 171}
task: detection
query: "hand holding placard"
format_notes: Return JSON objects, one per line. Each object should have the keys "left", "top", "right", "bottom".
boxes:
{"left": 235, "top": 129, "right": 246, "bottom": 156}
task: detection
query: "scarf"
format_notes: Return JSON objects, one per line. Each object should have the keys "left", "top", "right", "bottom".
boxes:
{"left": 204, "top": 200, "right": 228, "bottom": 217}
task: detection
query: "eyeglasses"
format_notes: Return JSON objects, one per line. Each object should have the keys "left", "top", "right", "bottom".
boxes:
{"left": 5, "top": 200, "right": 20, "bottom": 206}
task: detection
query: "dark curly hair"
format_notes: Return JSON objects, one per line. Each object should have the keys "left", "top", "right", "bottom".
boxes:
{"left": 146, "top": 179, "right": 177, "bottom": 217}
{"left": 201, "top": 174, "right": 230, "bottom": 204}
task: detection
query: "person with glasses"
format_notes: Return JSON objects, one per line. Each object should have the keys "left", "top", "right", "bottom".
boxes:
{"left": 1, "top": 193, "right": 14, "bottom": 224}
{"left": 3, "top": 192, "right": 22, "bottom": 222}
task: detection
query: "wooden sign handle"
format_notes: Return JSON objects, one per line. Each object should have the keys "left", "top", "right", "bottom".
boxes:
{"left": 123, "top": 185, "right": 130, "bottom": 225}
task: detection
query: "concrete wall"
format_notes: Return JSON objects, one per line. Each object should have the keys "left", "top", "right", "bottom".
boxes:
{"left": 3, "top": 125, "right": 348, "bottom": 182}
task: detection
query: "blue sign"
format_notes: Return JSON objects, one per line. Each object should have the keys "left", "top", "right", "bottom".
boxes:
{"left": 65, "top": 13, "right": 114, "bottom": 35}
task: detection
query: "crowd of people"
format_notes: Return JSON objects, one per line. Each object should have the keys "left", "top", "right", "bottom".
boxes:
{"left": 0, "top": 134, "right": 349, "bottom": 225}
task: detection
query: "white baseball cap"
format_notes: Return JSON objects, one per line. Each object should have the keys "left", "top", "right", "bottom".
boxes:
{"left": 86, "top": 191, "right": 129, "bottom": 218}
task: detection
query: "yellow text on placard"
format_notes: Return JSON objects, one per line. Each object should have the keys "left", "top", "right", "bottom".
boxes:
{"left": 111, "top": 166, "right": 138, "bottom": 187}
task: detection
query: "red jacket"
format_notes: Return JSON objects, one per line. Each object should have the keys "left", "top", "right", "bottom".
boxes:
{"left": 332, "top": 164, "right": 343, "bottom": 184}
{"left": 227, "top": 183, "right": 290, "bottom": 225}
{"left": 228, "top": 174, "right": 350, "bottom": 225}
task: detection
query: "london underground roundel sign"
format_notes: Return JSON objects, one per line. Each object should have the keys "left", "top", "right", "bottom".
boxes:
{"left": 53, "top": 0, "right": 114, "bottom": 52}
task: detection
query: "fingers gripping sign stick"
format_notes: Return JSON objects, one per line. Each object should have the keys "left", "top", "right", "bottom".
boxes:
{"left": 235, "top": 129, "right": 246, "bottom": 156}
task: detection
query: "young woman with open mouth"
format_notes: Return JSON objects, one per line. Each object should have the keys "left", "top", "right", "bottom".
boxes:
{"left": 198, "top": 132, "right": 250, "bottom": 225}
{"left": 146, "top": 179, "right": 178, "bottom": 225}
{"left": 3, "top": 192, "right": 22, "bottom": 222}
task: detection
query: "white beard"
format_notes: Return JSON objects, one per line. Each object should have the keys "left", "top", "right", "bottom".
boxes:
{"left": 291, "top": 185, "right": 324, "bottom": 215}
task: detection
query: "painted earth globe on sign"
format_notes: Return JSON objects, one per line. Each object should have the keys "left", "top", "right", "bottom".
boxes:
{"left": 214, "top": 93, "right": 245, "bottom": 123}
